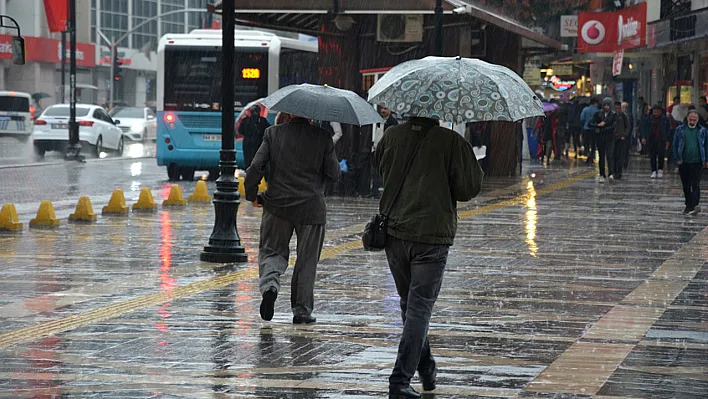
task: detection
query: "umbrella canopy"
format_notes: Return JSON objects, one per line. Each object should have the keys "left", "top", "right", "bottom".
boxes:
{"left": 671, "top": 104, "right": 689, "bottom": 122}
{"left": 543, "top": 102, "right": 560, "bottom": 113}
{"left": 368, "top": 56, "right": 544, "bottom": 123}
{"left": 32, "top": 92, "right": 51, "bottom": 102}
{"left": 260, "top": 84, "right": 384, "bottom": 126}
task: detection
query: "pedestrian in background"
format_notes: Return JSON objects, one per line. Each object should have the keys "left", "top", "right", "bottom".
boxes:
{"left": 612, "top": 102, "right": 630, "bottom": 180}
{"left": 374, "top": 116, "right": 483, "bottom": 399}
{"left": 536, "top": 111, "right": 557, "bottom": 165}
{"left": 621, "top": 102, "right": 633, "bottom": 170}
{"left": 673, "top": 110, "right": 708, "bottom": 215}
{"left": 589, "top": 98, "right": 617, "bottom": 183}
{"left": 245, "top": 114, "right": 340, "bottom": 325}
{"left": 239, "top": 105, "right": 270, "bottom": 169}
{"left": 371, "top": 106, "right": 398, "bottom": 198}
{"left": 641, "top": 105, "right": 671, "bottom": 179}
{"left": 567, "top": 98, "right": 584, "bottom": 158}
{"left": 581, "top": 97, "right": 600, "bottom": 164}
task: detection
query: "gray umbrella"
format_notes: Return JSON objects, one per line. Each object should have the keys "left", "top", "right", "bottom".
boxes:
{"left": 260, "top": 84, "right": 383, "bottom": 126}
{"left": 368, "top": 56, "right": 544, "bottom": 123}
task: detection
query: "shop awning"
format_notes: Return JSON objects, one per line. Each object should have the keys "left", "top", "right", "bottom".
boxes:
{"left": 208, "top": 0, "right": 566, "bottom": 51}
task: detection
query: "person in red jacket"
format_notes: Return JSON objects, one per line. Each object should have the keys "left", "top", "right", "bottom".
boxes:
{"left": 535, "top": 111, "right": 558, "bottom": 164}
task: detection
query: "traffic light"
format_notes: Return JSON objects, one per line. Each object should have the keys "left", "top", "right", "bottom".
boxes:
{"left": 112, "top": 46, "right": 123, "bottom": 81}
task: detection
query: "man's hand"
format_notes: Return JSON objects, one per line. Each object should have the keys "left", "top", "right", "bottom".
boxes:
{"left": 704, "top": 162, "right": 708, "bottom": 169}
{"left": 620, "top": 137, "right": 626, "bottom": 140}
{"left": 641, "top": 138, "right": 646, "bottom": 145}
{"left": 666, "top": 142, "right": 670, "bottom": 150}
{"left": 251, "top": 201, "right": 263, "bottom": 208}
{"left": 598, "top": 122, "right": 606, "bottom": 127}
{"left": 677, "top": 160, "right": 682, "bottom": 166}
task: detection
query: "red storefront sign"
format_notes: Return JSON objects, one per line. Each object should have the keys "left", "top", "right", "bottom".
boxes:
{"left": 578, "top": 3, "right": 647, "bottom": 53}
{"left": 0, "top": 35, "right": 95, "bottom": 67}
{"left": 43, "top": 0, "right": 69, "bottom": 33}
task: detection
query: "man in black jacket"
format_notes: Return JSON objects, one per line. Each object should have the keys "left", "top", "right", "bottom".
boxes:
{"left": 589, "top": 97, "right": 617, "bottom": 182}
{"left": 612, "top": 102, "right": 631, "bottom": 180}
{"left": 245, "top": 116, "right": 340, "bottom": 325}
{"left": 239, "top": 105, "right": 270, "bottom": 169}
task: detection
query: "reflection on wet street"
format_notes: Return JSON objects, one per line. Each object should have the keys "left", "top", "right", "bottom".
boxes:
{"left": 0, "top": 158, "right": 707, "bottom": 398}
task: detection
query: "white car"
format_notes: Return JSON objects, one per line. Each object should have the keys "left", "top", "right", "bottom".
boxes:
{"left": 109, "top": 107, "right": 157, "bottom": 142}
{"left": 32, "top": 104, "right": 125, "bottom": 158}
{"left": 0, "top": 91, "right": 33, "bottom": 143}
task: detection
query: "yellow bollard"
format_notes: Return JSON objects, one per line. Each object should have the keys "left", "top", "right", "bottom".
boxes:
{"left": 238, "top": 177, "right": 267, "bottom": 198}
{"left": 163, "top": 184, "right": 187, "bottom": 206}
{"left": 69, "top": 196, "right": 98, "bottom": 222}
{"left": 188, "top": 180, "right": 211, "bottom": 203}
{"left": 0, "top": 203, "right": 23, "bottom": 232}
{"left": 102, "top": 189, "right": 130, "bottom": 214}
{"left": 29, "top": 200, "right": 60, "bottom": 228}
{"left": 133, "top": 187, "right": 157, "bottom": 211}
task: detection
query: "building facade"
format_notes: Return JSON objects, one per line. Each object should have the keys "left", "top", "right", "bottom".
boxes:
{"left": 0, "top": 0, "right": 212, "bottom": 108}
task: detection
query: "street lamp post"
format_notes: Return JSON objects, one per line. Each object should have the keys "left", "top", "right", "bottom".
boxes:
{"left": 65, "top": 0, "right": 82, "bottom": 161}
{"left": 200, "top": 0, "right": 247, "bottom": 263}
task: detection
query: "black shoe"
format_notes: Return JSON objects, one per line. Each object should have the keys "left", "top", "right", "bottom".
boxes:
{"left": 389, "top": 386, "right": 421, "bottom": 399}
{"left": 260, "top": 288, "right": 277, "bottom": 321}
{"left": 293, "top": 315, "right": 316, "bottom": 324}
{"left": 683, "top": 207, "right": 691, "bottom": 215}
{"left": 420, "top": 372, "right": 436, "bottom": 391}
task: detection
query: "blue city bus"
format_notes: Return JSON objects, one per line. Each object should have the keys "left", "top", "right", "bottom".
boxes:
{"left": 156, "top": 30, "right": 318, "bottom": 180}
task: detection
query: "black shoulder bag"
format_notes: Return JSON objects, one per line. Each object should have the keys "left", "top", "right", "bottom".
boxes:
{"left": 362, "top": 125, "right": 432, "bottom": 252}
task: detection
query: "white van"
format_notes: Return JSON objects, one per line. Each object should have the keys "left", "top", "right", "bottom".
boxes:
{"left": 0, "top": 91, "right": 33, "bottom": 142}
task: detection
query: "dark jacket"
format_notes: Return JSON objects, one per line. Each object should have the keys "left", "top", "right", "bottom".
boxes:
{"left": 614, "top": 111, "right": 630, "bottom": 141}
{"left": 239, "top": 115, "right": 270, "bottom": 166}
{"left": 245, "top": 117, "right": 340, "bottom": 225}
{"left": 640, "top": 114, "right": 671, "bottom": 142}
{"left": 624, "top": 110, "right": 634, "bottom": 137}
{"left": 589, "top": 110, "right": 617, "bottom": 136}
{"left": 373, "top": 118, "right": 484, "bottom": 245}
{"left": 673, "top": 124, "right": 708, "bottom": 164}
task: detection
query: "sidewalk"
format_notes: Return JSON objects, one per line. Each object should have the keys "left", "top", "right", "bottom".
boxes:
{"left": 0, "top": 159, "right": 707, "bottom": 398}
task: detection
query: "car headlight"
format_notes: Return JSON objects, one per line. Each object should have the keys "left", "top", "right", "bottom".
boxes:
{"left": 131, "top": 124, "right": 143, "bottom": 133}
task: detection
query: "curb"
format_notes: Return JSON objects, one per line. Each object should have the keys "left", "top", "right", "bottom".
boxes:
{"left": 0, "top": 155, "right": 154, "bottom": 170}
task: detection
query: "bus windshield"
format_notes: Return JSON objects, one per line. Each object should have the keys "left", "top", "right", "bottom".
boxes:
{"left": 163, "top": 46, "right": 269, "bottom": 111}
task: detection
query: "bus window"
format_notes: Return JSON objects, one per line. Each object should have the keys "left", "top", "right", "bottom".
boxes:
{"left": 163, "top": 46, "right": 269, "bottom": 111}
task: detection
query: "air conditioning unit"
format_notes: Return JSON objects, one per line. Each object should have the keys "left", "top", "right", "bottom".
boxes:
{"left": 377, "top": 14, "right": 424, "bottom": 43}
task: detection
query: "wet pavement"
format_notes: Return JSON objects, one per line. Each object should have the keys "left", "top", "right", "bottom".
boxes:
{"left": 0, "top": 155, "right": 707, "bottom": 398}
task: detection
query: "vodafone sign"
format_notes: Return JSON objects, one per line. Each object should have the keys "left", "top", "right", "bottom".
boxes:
{"left": 578, "top": 3, "right": 646, "bottom": 53}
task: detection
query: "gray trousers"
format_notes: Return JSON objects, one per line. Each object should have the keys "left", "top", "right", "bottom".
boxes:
{"left": 385, "top": 235, "right": 449, "bottom": 389}
{"left": 258, "top": 209, "right": 326, "bottom": 317}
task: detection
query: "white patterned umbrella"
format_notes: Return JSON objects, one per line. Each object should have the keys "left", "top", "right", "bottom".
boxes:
{"left": 367, "top": 56, "right": 544, "bottom": 123}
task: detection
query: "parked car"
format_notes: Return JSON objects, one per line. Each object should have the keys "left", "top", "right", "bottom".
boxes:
{"left": 109, "top": 106, "right": 157, "bottom": 142}
{"left": 0, "top": 91, "right": 33, "bottom": 143}
{"left": 32, "top": 104, "right": 125, "bottom": 158}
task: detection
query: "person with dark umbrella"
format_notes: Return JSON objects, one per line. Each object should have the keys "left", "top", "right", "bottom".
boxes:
{"left": 239, "top": 104, "right": 270, "bottom": 169}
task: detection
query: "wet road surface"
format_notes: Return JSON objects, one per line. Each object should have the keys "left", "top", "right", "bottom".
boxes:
{"left": 0, "top": 156, "right": 706, "bottom": 398}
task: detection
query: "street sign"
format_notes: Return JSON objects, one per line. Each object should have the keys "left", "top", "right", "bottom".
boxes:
{"left": 523, "top": 65, "right": 541, "bottom": 86}
{"left": 551, "top": 64, "right": 573, "bottom": 76}
{"left": 613, "top": 50, "right": 624, "bottom": 76}
{"left": 560, "top": 15, "right": 578, "bottom": 37}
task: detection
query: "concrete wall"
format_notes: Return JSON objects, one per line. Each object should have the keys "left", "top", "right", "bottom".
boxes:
{"left": 693, "top": 0, "right": 708, "bottom": 11}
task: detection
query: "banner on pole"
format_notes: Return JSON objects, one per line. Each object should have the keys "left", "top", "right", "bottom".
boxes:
{"left": 43, "top": 0, "right": 69, "bottom": 33}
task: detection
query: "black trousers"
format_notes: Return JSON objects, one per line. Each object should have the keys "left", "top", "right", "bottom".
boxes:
{"left": 623, "top": 135, "right": 631, "bottom": 169}
{"left": 385, "top": 236, "right": 449, "bottom": 389}
{"left": 597, "top": 133, "right": 614, "bottom": 177}
{"left": 648, "top": 139, "right": 665, "bottom": 172}
{"left": 612, "top": 139, "right": 625, "bottom": 178}
{"left": 679, "top": 163, "right": 703, "bottom": 209}
{"left": 583, "top": 129, "right": 596, "bottom": 162}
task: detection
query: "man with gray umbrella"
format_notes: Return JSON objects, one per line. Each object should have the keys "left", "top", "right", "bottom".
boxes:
{"left": 245, "top": 114, "right": 340, "bottom": 325}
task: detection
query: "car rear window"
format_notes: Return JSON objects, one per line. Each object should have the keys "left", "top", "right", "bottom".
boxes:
{"left": 0, "top": 96, "right": 30, "bottom": 112}
{"left": 43, "top": 107, "right": 91, "bottom": 117}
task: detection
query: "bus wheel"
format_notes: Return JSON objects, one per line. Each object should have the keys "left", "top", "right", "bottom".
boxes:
{"left": 167, "top": 164, "right": 180, "bottom": 181}
{"left": 180, "top": 167, "right": 195, "bottom": 181}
